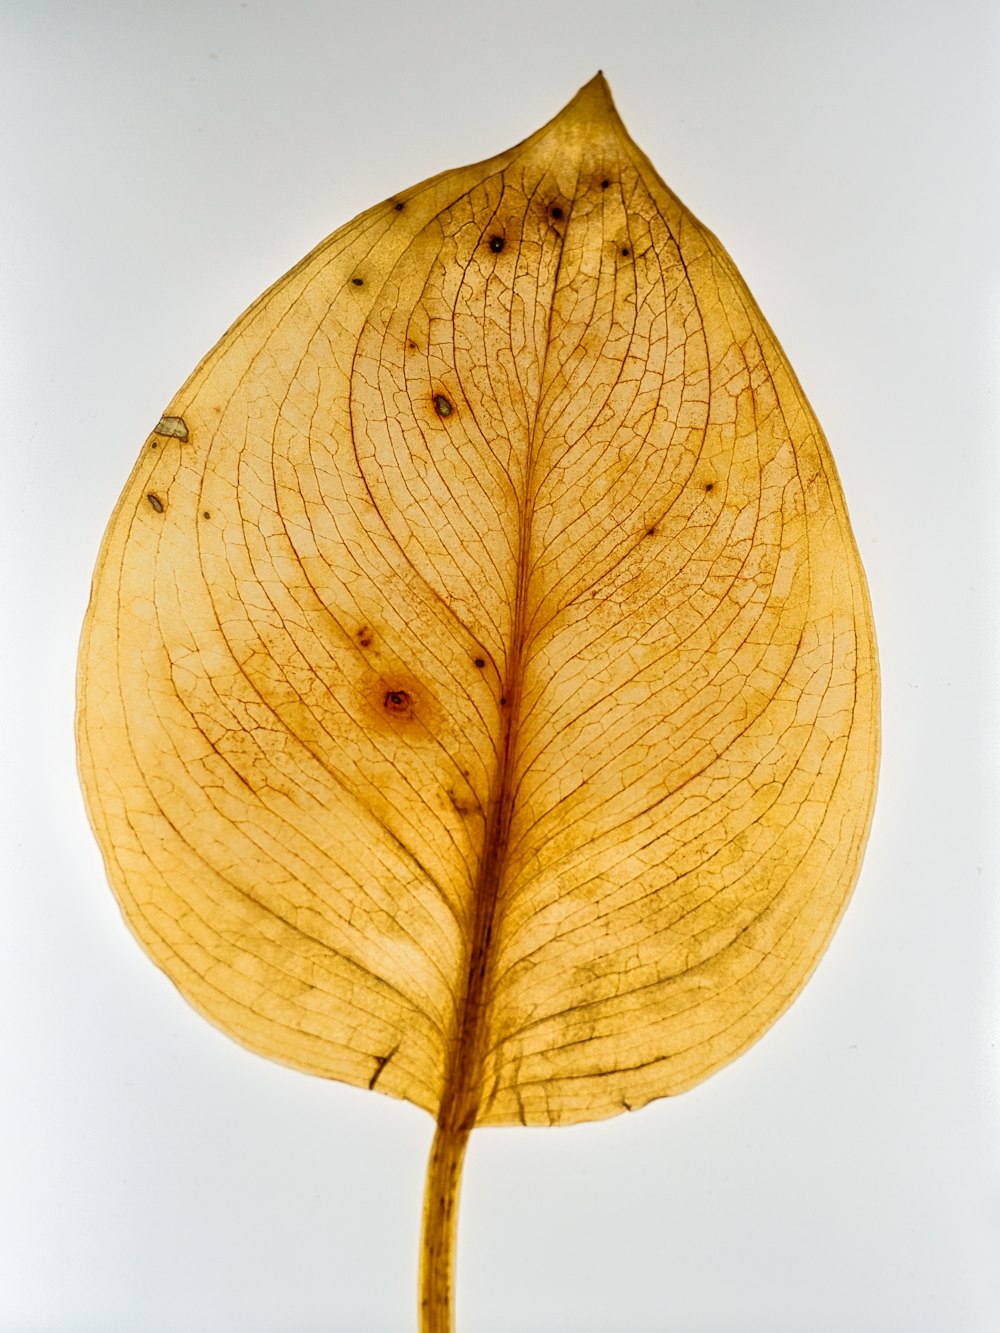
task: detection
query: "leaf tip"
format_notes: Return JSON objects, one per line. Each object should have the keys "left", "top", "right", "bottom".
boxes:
{"left": 559, "top": 70, "right": 619, "bottom": 123}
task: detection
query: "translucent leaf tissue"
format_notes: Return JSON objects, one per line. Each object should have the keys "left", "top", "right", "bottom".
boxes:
{"left": 77, "top": 74, "right": 879, "bottom": 1331}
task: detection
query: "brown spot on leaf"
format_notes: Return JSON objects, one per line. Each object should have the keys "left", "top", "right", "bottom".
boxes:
{"left": 364, "top": 668, "right": 426, "bottom": 733}
{"left": 146, "top": 493, "right": 164, "bottom": 513}
{"left": 489, "top": 235, "right": 505, "bottom": 253}
{"left": 434, "top": 394, "right": 453, "bottom": 418}
{"left": 448, "top": 790, "right": 472, "bottom": 816}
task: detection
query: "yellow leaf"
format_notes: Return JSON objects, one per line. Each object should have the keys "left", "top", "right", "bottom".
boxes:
{"left": 77, "top": 73, "right": 879, "bottom": 1331}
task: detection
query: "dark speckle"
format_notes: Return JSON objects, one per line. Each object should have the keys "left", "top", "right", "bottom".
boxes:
{"left": 146, "top": 493, "right": 164, "bottom": 514}
{"left": 150, "top": 441, "right": 158, "bottom": 450}
{"left": 646, "top": 526, "right": 657, "bottom": 537}
{"left": 358, "top": 626, "right": 373, "bottom": 648}
{"left": 352, "top": 277, "right": 364, "bottom": 286}
{"left": 601, "top": 179, "right": 610, "bottom": 189}
{"left": 408, "top": 340, "right": 418, "bottom": 351}
{"left": 202, "top": 510, "right": 211, "bottom": 519}
{"left": 394, "top": 201, "right": 405, "bottom": 211}
{"left": 621, "top": 246, "right": 630, "bottom": 256}
{"left": 489, "top": 235, "right": 505, "bottom": 253}
{"left": 384, "top": 690, "right": 411, "bottom": 713}
{"left": 434, "top": 393, "right": 453, "bottom": 418}
{"left": 551, "top": 206, "right": 564, "bottom": 220}
{"left": 500, "top": 695, "right": 507, "bottom": 706}
{"left": 368, "top": 1045, "right": 399, "bottom": 1089}
{"left": 705, "top": 481, "right": 715, "bottom": 492}
{"left": 474, "top": 657, "right": 485, "bottom": 668}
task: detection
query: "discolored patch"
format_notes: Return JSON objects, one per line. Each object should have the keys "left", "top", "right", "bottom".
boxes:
{"left": 153, "top": 415, "right": 189, "bottom": 442}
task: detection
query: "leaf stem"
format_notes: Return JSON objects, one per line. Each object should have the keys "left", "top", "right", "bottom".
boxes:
{"left": 419, "top": 1116, "right": 471, "bottom": 1333}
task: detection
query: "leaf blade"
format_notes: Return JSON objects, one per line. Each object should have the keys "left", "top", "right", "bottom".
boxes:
{"left": 77, "top": 74, "right": 878, "bottom": 1136}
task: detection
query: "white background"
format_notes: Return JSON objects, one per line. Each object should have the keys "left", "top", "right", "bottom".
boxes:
{"left": 3, "top": 2, "right": 999, "bottom": 1330}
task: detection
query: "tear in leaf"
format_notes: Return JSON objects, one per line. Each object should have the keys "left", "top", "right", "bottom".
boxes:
{"left": 77, "top": 73, "right": 879, "bottom": 1332}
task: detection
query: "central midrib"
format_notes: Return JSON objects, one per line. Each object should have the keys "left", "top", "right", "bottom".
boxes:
{"left": 435, "top": 156, "right": 581, "bottom": 1137}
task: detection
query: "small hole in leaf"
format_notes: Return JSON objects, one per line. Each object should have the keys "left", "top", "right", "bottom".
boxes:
{"left": 352, "top": 277, "right": 364, "bottom": 286}
{"left": 601, "top": 179, "right": 610, "bottom": 189}
{"left": 146, "top": 493, "right": 164, "bottom": 513}
{"left": 434, "top": 394, "right": 453, "bottom": 418}
{"left": 489, "top": 235, "right": 505, "bottom": 253}
{"left": 551, "top": 206, "right": 564, "bottom": 220}
{"left": 384, "top": 690, "right": 411, "bottom": 713}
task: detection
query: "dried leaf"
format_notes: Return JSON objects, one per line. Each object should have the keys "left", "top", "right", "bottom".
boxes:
{"left": 77, "top": 73, "right": 879, "bottom": 1330}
